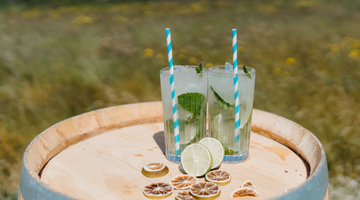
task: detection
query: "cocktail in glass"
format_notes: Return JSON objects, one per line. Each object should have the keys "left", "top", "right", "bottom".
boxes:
{"left": 207, "top": 63, "right": 256, "bottom": 163}
{"left": 160, "top": 65, "right": 207, "bottom": 163}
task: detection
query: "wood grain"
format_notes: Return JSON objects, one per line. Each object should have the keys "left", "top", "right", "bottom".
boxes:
{"left": 19, "top": 102, "right": 329, "bottom": 200}
{"left": 40, "top": 122, "right": 306, "bottom": 200}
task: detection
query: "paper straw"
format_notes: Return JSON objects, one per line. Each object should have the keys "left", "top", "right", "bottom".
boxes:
{"left": 166, "top": 28, "right": 180, "bottom": 155}
{"left": 232, "top": 29, "right": 241, "bottom": 143}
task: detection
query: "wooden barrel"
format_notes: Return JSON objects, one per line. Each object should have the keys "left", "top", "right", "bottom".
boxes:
{"left": 18, "top": 102, "right": 329, "bottom": 200}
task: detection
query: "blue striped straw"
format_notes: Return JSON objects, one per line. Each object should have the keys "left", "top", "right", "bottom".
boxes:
{"left": 232, "top": 29, "right": 241, "bottom": 143}
{"left": 166, "top": 28, "right": 180, "bottom": 155}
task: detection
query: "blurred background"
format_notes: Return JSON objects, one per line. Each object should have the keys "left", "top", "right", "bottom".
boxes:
{"left": 0, "top": 0, "right": 359, "bottom": 199}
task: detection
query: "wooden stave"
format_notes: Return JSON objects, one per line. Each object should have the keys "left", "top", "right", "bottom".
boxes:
{"left": 18, "top": 101, "right": 329, "bottom": 200}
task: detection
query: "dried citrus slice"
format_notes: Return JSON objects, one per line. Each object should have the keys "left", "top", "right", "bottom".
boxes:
{"left": 205, "top": 170, "right": 231, "bottom": 185}
{"left": 170, "top": 175, "right": 198, "bottom": 190}
{"left": 199, "top": 137, "right": 225, "bottom": 169}
{"left": 190, "top": 182, "right": 220, "bottom": 198}
{"left": 175, "top": 191, "right": 196, "bottom": 200}
{"left": 142, "top": 162, "right": 169, "bottom": 178}
{"left": 143, "top": 182, "right": 173, "bottom": 197}
{"left": 241, "top": 180, "right": 255, "bottom": 189}
{"left": 230, "top": 188, "right": 259, "bottom": 198}
{"left": 181, "top": 143, "right": 212, "bottom": 177}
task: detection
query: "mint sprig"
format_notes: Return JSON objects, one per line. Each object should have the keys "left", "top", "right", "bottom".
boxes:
{"left": 178, "top": 92, "right": 206, "bottom": 114}
{"left": 243, "top": 65, "right": 251, "bottom": 79}
{"left": 210, "top": 86, "right": 235, "bottom": 110}
{"left": 196, "top": 63, "right": 203, "bottom": 74}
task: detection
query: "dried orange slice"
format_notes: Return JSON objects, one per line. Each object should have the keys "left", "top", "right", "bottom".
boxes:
{"left": 143, "top": 182, "right": 173, "bottom": 197}
{"left": 190, "top": 182, "right": 220, "bottom": 198}
{"left": 230, "top": 188, "right": 259, "bottom": 198}
{"left": 205, "top": 170, "right": 231, "bottom": 185}
{"left": 142, "top": 162, "right": 169, "bottom": 178}
{"left": 170, "top": 175, "right": 198, "bottom": 190}
{"left": 241, "top": 180, "right": 255, "bottom": 189}
{"left": 175, "top": 191, "right": 196, "bottom": 200}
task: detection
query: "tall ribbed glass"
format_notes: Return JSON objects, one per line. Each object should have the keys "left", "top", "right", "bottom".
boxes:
{"left": 207, "top": 65, "right": 256, "bottom": 163}
{"left": 160, "top": 66, "right": 207, "bottom": 163}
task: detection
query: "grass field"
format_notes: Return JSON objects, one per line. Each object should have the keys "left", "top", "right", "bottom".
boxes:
{"left": 0, "top": 0, "right": 360, "bottom": 199}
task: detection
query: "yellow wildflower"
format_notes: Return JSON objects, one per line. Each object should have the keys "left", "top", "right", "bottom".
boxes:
{"left": 156, "top": 54, "right": 164, "bottom": 60}
{"left": 285, "top": 57, "right": 296, "bottom": 65}
{"left": 189, "top": 57, "right": 197, "bottom": 65}
{"left": 273, "top": 68, "right": 282, "bottom": 74}
{"left": 112, "top": 15, "right": 129, "bottom": 23}
{"left": 181, "top": 49, "right": 189, "bottom": 54}
{"left": 196, "top": 51, "right": 205, "bottom": 59}
{"left": 349, "top": 49, "right": 359, "bottom": 59}
{"left": 72, "top": 15, "right": 93, "bottom": 25}
{"left": 177, "top": 54, "right": 187, "bottom": 60}
{"left": 283, "top": 71, "right": 291, "bottom": 76}
{"left": 156, "top": 60, "right": 166, "bottom": 66}
{"left": 144, "top": 48, "right": 154, "bottom": 58}
{"left": 205, "top": 63, "right": 213, "bottom": 68}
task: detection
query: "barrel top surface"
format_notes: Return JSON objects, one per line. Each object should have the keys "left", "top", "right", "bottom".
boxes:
{"left": 40, "top": 122, "right": 307, "bottom": 200}
{"left": 19, "top": 102, "right": 329, "bottom": 200}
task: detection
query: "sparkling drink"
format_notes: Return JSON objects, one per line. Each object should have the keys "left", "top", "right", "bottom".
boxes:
{"left": 160, "top": 65, "right": 207, "bottom": 163}
{"left": 208, "top": 63, "right": 256, "bottom": 163}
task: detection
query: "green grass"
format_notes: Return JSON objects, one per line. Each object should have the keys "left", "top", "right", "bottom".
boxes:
{"left": 0, "top": 1, "right": 360, "bottom": 199}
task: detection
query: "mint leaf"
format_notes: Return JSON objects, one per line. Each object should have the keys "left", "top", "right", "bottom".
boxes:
{"left": 243, "top": 65, "right": 251, "bottom": 79}
{"left": 210, "top": 86, "right": 235, "bottom": 110}
{"left": 223, "top": 145, "right": 238, "bottom": 155}
{"left": 178, "top": 93, "right": 206, "bottom": 114}
{"left": 196, "top": 63, "right": 203, "bottom": 74}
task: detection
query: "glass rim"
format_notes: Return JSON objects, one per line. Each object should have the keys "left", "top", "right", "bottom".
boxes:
{"left": 160, "top": 65, "right": 207, "bottom": 75}
{"left": 208, "top": 65, "right": 256, "bottom": 75}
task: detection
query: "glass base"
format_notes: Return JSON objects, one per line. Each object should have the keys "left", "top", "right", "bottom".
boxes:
{"left": 223, "top": 150, "right": 249, "bottom": 163}
{"left": 166, "top": 154, "right": 181, "bottom": 164}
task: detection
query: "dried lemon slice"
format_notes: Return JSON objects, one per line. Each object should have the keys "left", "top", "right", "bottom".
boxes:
{"left": 170, "top": 175, "right": 198, "bottom": 190}
{"left": 205, "top": 170, "right": 231, "bottom": 185}
{"left": 175, "top": 191, "right": 196, "bottom": 200}
{"left": 143, "top": 182, "right": 173, "bottom": 197}
{"left": 230, "top": 188, "right": 259, "bottom": 198}
{"left": 241, "top": 180, "right": 255, "bottom": 189}
{"left": 142, "top": 162, "right": 169, "bottom": 178}
{"left": 190, "top": 182, "right": 220, "bottom": 198}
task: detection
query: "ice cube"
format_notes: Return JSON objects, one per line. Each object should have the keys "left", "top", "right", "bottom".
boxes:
{"left": 225, "top": 62, "right": 233, "bottom": 71}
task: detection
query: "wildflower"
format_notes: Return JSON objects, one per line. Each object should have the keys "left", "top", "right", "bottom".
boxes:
{"left": 283, "top": 71, "right": 291, "bottom": 76}
{"left": 156, "top": 54, "right": 164, "bottom": 60}
{"left": 112, "top": 15, "right": 129, "bottom": 23}
{"left": 349, "top": 50, "right": 359, "bottom": 59}
{"left": 181, "top": 49, "right": 189, "bottom": 54}
{"left": 285, "top": 57, "right": 296, "bottom": 65}
{"left": 144, "top": 48, "right": 154, "bottom": 58}
{"left": 156, "top": 60, "right": 166, "bottom": 66}
{"left": 330, "top": 44, "right": 340, "bottom": 53}
{"left": 189, "top": 57, "right": 197, "bottom": 65}
{"left": 72, "top": 15, "right": 93, "bottom": 24}
{"left": 273, "top": 68, "right": 282, "bottom": 74}
{"left": 196, "top": 51, "right": 205, "bottom": 60}
{"left": 177, "top": 54, "right": 187, "bottom": 60}
{"left": 205, "top": 63, "right": 213, "bottom": 68}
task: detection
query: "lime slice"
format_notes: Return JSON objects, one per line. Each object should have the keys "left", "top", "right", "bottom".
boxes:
{"left": 205, "top": 170, "right": 231, "bottom": 185}
{"left": 181, "top": 143, "right": 212, "bottom": 177}
{"left": 199, "top": 137, "right": 224, "bottom": 169}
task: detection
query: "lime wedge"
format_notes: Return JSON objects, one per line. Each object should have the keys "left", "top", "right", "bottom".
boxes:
{"left": 181, "top": 143, "right": 212, "bottom": 177}
{"left": 199, "top": 137, "right": 225, "bottom": 169}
